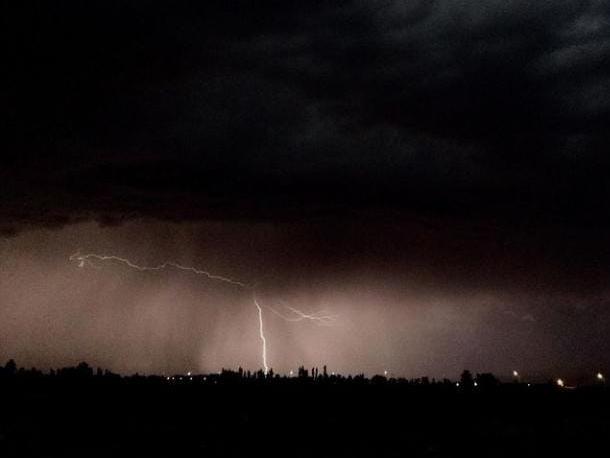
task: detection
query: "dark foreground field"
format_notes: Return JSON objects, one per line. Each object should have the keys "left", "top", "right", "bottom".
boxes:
{"left": 1, "top": 367, "right": 609, "bottom": 457}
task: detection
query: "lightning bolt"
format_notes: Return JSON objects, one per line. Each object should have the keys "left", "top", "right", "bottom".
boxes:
{"left": 252, "top": 296, "right": 268, "bottom": 374}
{"left": 69, "top": 253, "right": 246, "bottom": 287}
{"left": 70, "top": 252, "right": 264, "bottom": 370}
{"left": 267, "top": 303, "right": 337, "bottom": 326}
{"left": 69, "top": 252, "right": 337, "bottom": 374}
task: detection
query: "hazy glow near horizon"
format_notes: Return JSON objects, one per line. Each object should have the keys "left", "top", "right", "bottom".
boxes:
{"left": 0, "top": 222, "right": 608, "bottom": 378}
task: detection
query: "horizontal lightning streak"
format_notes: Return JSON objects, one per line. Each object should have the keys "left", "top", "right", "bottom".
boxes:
{"left": 69, "top": 253, "right": 246, "bottom": 287}
{"left": 267, "top": 304, "right": 337, "bottom": 326}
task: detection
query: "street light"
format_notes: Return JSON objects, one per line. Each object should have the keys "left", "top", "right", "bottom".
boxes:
{"left": 597, "top": 372, "right": 604, "bottom": 382}
{"left": 556, "top": 378, "right": 565, "bottom": 388}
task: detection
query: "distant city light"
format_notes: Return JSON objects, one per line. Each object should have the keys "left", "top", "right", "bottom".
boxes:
{"left": 187, "top": 371, "right": 191, "bottom": 377}
{"left": 597, "top": 372, "right": 604, "bottom": 381}
{"left": 473, "top": 381, "right": 478, "bottom": 387}
{"left": 512, "top": 370, "right": 519, "bottom": 377}
{"left": 289, "top": 370, "right": 294, "bottom": 377}
{"left": 455, "top": 382, "right": 460, "bottom": 387}
{"left": 383, "top": 370, "right": 388, "bottom": 377}
{"left": 556, "top": 378, "right": 565, "bottom": 387}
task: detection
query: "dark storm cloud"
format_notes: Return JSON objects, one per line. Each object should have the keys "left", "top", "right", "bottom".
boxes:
{"left": 2, "top": 0, "right": 610, "bottom": 232}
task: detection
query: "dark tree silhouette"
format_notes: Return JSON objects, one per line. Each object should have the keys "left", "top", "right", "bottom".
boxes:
{"left": 4, "top": 359, "right": 17, "bottom": 376}
{"left": 460, "top": 370, "right": 474, "bottom": 389}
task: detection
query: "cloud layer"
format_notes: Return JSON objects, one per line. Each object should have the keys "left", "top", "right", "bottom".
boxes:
{"left": 2, "top": 1, "right": 610, "bottom": 233}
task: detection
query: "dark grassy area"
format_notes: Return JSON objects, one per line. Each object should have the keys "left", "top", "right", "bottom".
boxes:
{"left": 1, "top": 367, "right": 609, "bottom": 457}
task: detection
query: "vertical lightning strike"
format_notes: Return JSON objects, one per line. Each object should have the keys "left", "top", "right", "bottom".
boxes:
{"left": 252, "top": 296, "right": 268, "bottom": 374}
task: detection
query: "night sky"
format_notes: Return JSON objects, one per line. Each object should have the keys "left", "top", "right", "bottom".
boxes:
{"left": 2, "top": 1, "right": 610, "bottom": 379}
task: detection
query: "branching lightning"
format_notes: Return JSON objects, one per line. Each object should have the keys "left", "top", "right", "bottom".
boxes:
{"left": 267, "top": 303, "right": 337, "bottom": 326}
{"left": 70, "top": 252, "right": 336, "bottom": 374}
